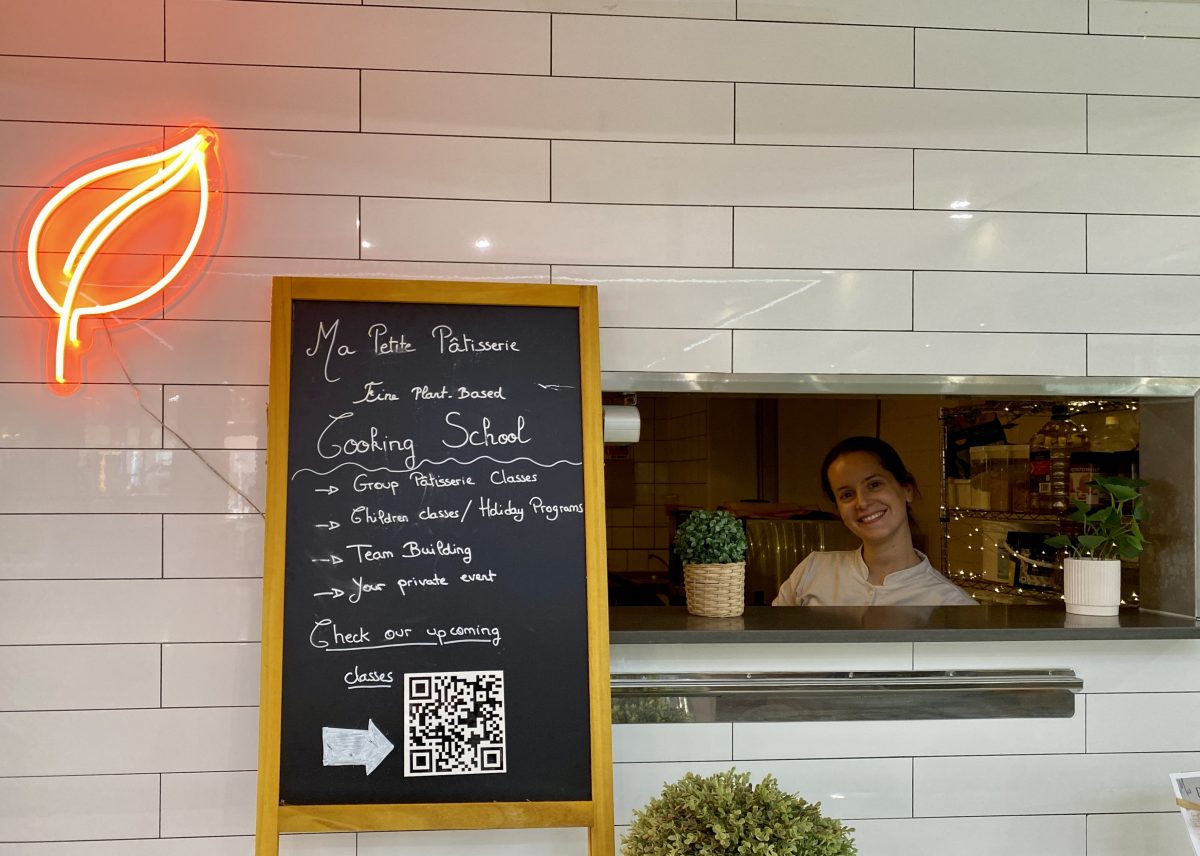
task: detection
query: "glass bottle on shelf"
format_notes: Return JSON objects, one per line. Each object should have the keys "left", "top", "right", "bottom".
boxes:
{"left": 1029, "top": 405, "right": 1089, "bottom": 512}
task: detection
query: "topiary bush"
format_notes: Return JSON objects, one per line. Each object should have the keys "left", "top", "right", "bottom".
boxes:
{"left": 622, "top": 769, "right": 856, "bottom": 856}
{"left": 673, "top": 509, "right": 748, "bottom": 565}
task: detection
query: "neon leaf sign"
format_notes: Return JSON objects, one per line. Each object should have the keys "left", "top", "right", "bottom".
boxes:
{"left": 24, "top": 128, "right": 218, "bottom": 390}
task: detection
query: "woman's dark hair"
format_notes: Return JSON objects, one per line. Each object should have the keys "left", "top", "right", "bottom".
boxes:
{"left": 819, "top": 436, "right": 918, "bottom": 502}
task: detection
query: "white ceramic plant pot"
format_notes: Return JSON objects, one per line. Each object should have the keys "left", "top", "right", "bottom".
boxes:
{"left": 1063, "top": 557, "right": 1122, "bottom": 616}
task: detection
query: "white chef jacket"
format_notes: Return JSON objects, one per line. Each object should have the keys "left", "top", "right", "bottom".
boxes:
{"left": 772, "top": 549, "right": 977, "bottom": 607}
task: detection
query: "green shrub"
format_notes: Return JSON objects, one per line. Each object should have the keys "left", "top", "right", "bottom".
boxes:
{"left": 611, "top": 696, "right": 693, "bottom": 724}
{"left": 622, "top": 769, "right": 856, "bottom": 856}
{"left": 673, "top": 510, "right": 747, "bottom": 565}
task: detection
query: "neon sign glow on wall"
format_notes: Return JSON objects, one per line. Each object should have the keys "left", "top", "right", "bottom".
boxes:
{"left": 23, "top": 127, "right": 220, "bottom": 393}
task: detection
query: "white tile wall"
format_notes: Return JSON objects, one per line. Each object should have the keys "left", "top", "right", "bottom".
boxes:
{"left": 735, "top": 208, "right": 1085, "bottom": 272}
{"left": 160, "top": 771, "right": 257, "bottom": 837}
{"left": 1089, "top": 96, "right": 1200, "bottom": 156}
{"left": 850, "top": 815, "right": 1084, "bottom": 856}
{"left": 1, "top": 0, "right": 163, "bottom": 61}
{"left": 6, "top": 2, "right": 1200, "bottom": 854}
{"left": 552, "top": 141, "right": 912, "bottom": 207}
{"left": 553, "top": 16, "right": 914, "bottom": 85}
{"left": 739, "top": 0, "right": 1086, "bottom": 31}
{"left": 737, "top": 84, "right": 1086, "bottom": 152}
{"left": 0, "top": 645, "right": 159, "bottom": 710}
{"left": 161, "top": 514, "right": 264, "bottom": 578}
{"left": 0, "top": 775, "right": 160, "bottom": 842}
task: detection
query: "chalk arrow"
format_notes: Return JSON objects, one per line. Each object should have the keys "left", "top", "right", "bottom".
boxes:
{"left": 316, "top": 486, "right": 338, "bottom": 495}
{"left": 322, "top": 719, "right": 393, "bottom": 775}
{"left": 314, "top": 587, "right": 344, "bottom": 599}
{"left": 313, "top": 555, "right": 343, "bottom": 566}
{"left": 538, "top": 383, "right": 575, "bottom": 391}
{"left": 316, "top": 521, "right": 340, "bottom": 530}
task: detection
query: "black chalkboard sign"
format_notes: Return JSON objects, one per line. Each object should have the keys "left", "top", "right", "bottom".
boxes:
{"left": 256, "top": 280, "right": 613, "bottom": 854}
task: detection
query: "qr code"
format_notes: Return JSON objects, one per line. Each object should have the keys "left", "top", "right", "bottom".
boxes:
{"left": 404, "top": 670, "right": 506, "bottom": 777}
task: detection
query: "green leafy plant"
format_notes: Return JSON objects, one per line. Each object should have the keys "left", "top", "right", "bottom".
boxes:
{"left": 621, "top": 769, "right": 857, "bottom": 856}
{"left": 1046, "top": 475, "right": 1149, "bottom": 560}
{"left": 611, "top": 696, "right": 694, "bottom": 724}
{"left": 673, "top": 509, "right": 747, "bottom": 565}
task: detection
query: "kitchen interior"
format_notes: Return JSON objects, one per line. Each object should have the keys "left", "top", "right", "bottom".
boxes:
{"left": 603, "top": 390, "right": 1195, "bottom": 613}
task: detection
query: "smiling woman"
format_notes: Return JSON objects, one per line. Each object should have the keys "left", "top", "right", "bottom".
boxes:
{"left": 773, "top": 436, "right": 977, "bottom": 607}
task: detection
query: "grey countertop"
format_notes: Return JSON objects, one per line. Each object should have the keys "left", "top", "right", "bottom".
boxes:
{"left": 609, "top": 605, "right": 1200, "bottom": 643}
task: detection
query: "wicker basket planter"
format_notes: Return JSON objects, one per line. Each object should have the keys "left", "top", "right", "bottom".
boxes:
{"left": 683, "top": 561, "right": 746, "bottom": 618}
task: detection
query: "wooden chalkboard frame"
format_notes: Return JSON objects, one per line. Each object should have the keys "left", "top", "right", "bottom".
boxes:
{"left": 255, "top": 278, "right": 613, "bottom": 855}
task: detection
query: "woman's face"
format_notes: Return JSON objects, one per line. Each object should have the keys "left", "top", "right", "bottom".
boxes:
{"left": 826, "top": 451, "right": 914, "bottom": 547}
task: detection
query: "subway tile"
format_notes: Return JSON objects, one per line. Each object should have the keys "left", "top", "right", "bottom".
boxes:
{"left": 914, "top": 640, "right": 1200, "bottom": 693}
{"left": 851, "top": 816, "right": 1084, "bottom": 856}
{"left": 1091, "top": 0, "right": 1200, "bottom": 37}
{"left": 916, "top": 28, "right": 1200, "bottom": 97}
{"left": 554, "top": 15, "right": 913, "bottom": 85}
{"left": 363, "top": 71, "right": 732, "bottom": 143}
{"left": 279, "top": 836, "right": 356, "bottom": 856}
{"left": 161, "top": 771, "right": 256, "bottom": 837}
{"left": 560, "top": 267, "right": 911, "bottom": 331}
{"left": 361, "top": 199, "right": 732, "bottom": 266}
{"left": 0, "top": 384, "right": 163, "bottom": 448}
{"left": 1089, "top": 214, "right": 1200, "bottom": 274}
{"left": 0, "top": 579, "right": 261, "bottom": 643}
{"left": 0, "top": 839, "right": 254, "bottom": 856}
{"left": 734, "top": 330, "right": 1086, "bottom": 376}
{"left": 377, "top": 0, "right": 733, "bottom": 16}
{"left": 613, "top": 723, "right": 733, "bottom": 762}
{"left": 553, "top": 141, "right": 911, "bottom": 208}
{"left": 163, "top": 386, "right": 266, "bottom": 450}
{"left": 1088, "top": 693, "right": 1200, "bottom": 752}
{"left": 1087, "top": 813, "right": 1192, "bottom": 856}
{"left": 162, "top": 643, "right": 260, "bottom": 707}
{"left": 218, "top": 194, "right": 359, "bottom": 260}
{"left": 610, "top": 642, "right": 913, "bottom": 672}
{"left": 1, "top": 0, "right": 162, "bottom": 61}
{"left": 1090, "top": 95, "right": 1200, "bottom": 156}
{"left": 0, "top": 514, "right": 162, "bottom": 580}
{"left": 735, "top": 208, "right": 1084, "bottom": 272}
{"left": 162, "top": 514, "right": 264, "bottom": 578}
{"left": 167, "top": 257, "right": 549, "bottom": 322}
{"left": 0, "top": 707, "right": 258, "bottom": 776}
{"left": 0, "top": 122, "right": 162, "bottom": 188}
{"left": 739, "top": 0, "right": 1086, "bottom": 31}
{"left": 737, "top": 84, "right": 1085, "bottom": 152}
{"left": 613, "top": 758, "right": 912, "bottom": 825}
{"left": 916, "top": 150, "right": 1200, "bottom": 215}
{"left": 914, "top": 752, "right": 1200, "bottom": 816}
{"left": 168, "top": 0, "right": 548, "bottom": 74}
{"left": 0, "top": 56, "right": 359, "bottom": 130}
{"left": 358, "top": 828, "right": 588, "bottom": 855}
{"left": 600, "top": 329, "right": 732, "bottom": 373}
{"left": 210, "top": 128, "right": 547, "bottom": 200}
{"left": 0, "top": 318, "right": 269, "bottom": 385}
{"left": 0, "top": 775, "right": 159, "bottom": 842}
{"left": 0, "top": 449, "right": 264, "bottom": 513}
{"left": 2, "top": 188, "right": 355, "bottom": 261}
{"left": 915, "top": 272, "right": 1200, "bottom": 334}
{"left": 735, "top": 696, "right": 1083, "bottom": 759}
{"left": 0, "top": 645, "right": 159, "bottom": 711}
{"left": 1088, "top": 334, "right": 1200, "bottom": 377}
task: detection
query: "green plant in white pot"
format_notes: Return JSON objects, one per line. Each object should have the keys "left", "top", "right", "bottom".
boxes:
{"left": 673, "top": 509, "right": 748, "bottom": 618}
{"left": 1046, "top": 475, "right": 1149, "bottom": 616}
{"left": 621, "top": 768, "right": 857, "bottom": 856}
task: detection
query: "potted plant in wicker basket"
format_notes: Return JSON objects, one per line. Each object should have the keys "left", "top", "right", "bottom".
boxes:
{"left": 673, "top": 509, "right": 747, "bottom": 618}
{"left": 1046, "top": 474, "right": 1149, "bottom": 616}
{"left": 621, "top": 768, "right": 857, "bottom": 856}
